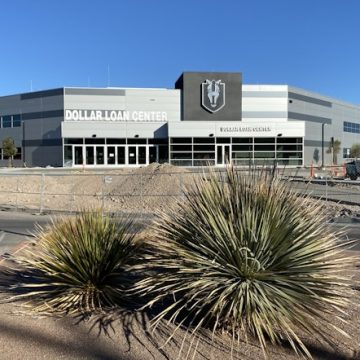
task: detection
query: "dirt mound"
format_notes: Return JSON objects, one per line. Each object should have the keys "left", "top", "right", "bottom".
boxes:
{"left": 106, "top": 163, "right": 192, "bottom": 213}
{"left": 0, "top": 164, "right": 359, "bottom": 218}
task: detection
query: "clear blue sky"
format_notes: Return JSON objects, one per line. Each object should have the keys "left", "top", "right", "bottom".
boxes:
{"left": 1, "top": 0, "right": 360, "bottom": 103}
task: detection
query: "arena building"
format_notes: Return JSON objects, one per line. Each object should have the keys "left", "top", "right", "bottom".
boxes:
{"left": 0, "top": 71, "right": 359, "bottom": 168}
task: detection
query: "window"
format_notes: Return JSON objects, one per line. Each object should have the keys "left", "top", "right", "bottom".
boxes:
{"left": 13, "top": 115, "right": 21, "bottom": 127}
{"left": 64, "top": 138, "right": 84, "bottom": 144}
{"left": 171, "top": 137, "right": 192, "bottom": 144}
{"left": 344, "top": 121, "right": 360, "bottom": 134}
{"left": 343, "top": 148, "right": 351, "bottom": 158}
{"left": 107, "top": 138, "right": 126, "bottom": 144}
{"left": 254, "top": 138, "right": 274, "bottom": 143}
{"left": 64, "top": 145, "right": 73, "bottom": 166}
{"left": 85, "top": 138, "right": 105, "bottom": 144}
{"left": 216, "top": 137, "right": 231, "bottom": 143}
{"left": 232, "top": 137, "right": 252, "bottom": 143}
{"left": 0, "top": 114, "right": 22, "bottom": 128}
{"left": 193, "top": 137, "right": 215, "bottom": 143}
{"left": 277, "top": 137, "right": 302, "bottom": 144}
{"left": 2, "top": 115, "right": 12, "bottom": 128}
{"left": 148, "top": 138, "right": 168, "bottom": 145}
{"left": 14, "top": 147, "right": 22, "bottom": 160}
{"left": 232, "top": 144, "right": 253, "bottom": 151}
{"left": 193, "top": 144, "right": 215, "bottom": 152}
{"left": 171, "top": 145, "right": 192, "bottom": 151}
{"left": 254, "top": 144, "right": 275, "bottom": 151}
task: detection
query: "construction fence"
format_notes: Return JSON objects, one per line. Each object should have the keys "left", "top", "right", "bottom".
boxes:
{"left": 0, "top": 167, "right": 358, "bottom": 215}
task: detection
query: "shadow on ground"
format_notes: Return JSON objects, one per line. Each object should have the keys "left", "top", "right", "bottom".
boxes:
{"left": 0, "top": 260, "right": 359, "bottom": 360}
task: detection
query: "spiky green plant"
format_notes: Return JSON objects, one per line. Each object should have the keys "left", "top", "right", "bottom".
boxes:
{"left": 4, "top": 210, "right": 139, "bottom": 315}
{"left": 137, "top": 166, "right": 356, "bottom": 358}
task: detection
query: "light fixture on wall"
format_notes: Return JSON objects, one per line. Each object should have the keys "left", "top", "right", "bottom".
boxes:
{"left": 92, "top": 134, "right": 97, "bottom": 138}
{"left": 134, "top": 134, "right": 139, "bottom": 138}
{"left": 277, "top": 133, "right": 283, "bottom": 137}
{"left": 209, "top": 133, "right": 214, "bottom": 137}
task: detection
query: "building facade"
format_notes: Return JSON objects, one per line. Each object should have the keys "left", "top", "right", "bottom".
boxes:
{"left": 0, "top": 71, "right": 359, "bottom": 168}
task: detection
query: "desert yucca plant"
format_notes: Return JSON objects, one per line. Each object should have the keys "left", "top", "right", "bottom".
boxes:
{"left": 4, "top": 210, "right": 139, "bottom": 315}
{"left": 137, "top": 166, "right": 356, "bottom": 358}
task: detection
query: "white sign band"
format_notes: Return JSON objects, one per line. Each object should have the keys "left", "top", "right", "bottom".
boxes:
{"left": 65, "top": 109, "right": 168, "bottom": 122}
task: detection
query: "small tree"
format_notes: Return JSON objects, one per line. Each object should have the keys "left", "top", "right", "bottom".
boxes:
{"left": 326, "top": 138, "right": 341, "bottom": 164}
{"left": 350, "top": 143, "right": 360, "bottom": 158}
{"left": 2, "top": 137, "right": 17, "bottom": 167}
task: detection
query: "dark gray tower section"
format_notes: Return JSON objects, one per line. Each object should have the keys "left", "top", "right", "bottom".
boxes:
{"left": 175, "top": 72, "right": 242, "bottom": 121}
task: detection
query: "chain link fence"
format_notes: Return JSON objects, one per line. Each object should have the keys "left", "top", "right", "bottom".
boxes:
{"left": 0, "top": 169, "right": 359, "bottom": 216}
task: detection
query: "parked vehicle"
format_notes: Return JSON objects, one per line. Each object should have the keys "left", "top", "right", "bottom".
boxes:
{"left": 345, "top": 160, "right": 360, "bottom": 180}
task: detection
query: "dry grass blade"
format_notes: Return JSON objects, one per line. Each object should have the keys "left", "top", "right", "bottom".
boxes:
{"left": 136, "top": 165, "right": 358, "bottom": 359}
{"left": 1, "top": 209, "right": 141, "bottom": 315}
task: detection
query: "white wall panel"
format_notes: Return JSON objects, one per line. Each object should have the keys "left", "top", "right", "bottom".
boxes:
{"left": 64, "top": 88, "right": 181, "bottom": 122}
{"left": 62, "top": 121, "right": 167, "bottom": 138}
{"left": 169, "top": 120, "right": 304, "bottom": 138}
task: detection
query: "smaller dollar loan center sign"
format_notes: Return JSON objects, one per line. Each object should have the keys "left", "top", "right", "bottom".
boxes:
{"left": 65, "top": 109, "right": 168, "bottom": 122}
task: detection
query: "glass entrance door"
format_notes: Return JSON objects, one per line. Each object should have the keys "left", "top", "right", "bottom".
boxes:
{"left": 86, "top": 146, "right": 94, "bottom": 165}
{"left": 71, "top": 144, "right": 157, "bottom": 166}
{"left": 117, "top": 146, "right": 125, "bottom": 165}
{"left": 216, "top": 145, "right": 231, "bottom": 165}
{"left": 84, "top": 146, "right": 104, "bottom": 165}
{"left": 96, "top": 146, "right": 104, "bottom": 165}
{"left": 138, "top": 146, "right": 146, "bottom": 165}
{"left": 74, "top": 146, "right": 83, "bottom": 165}
{"left": 128, "top": 146, "right": 137, "bottom": 165}
{"left": 107, "top": 146, "right": 116, "bottom": 165}
{"left": 149, "top": 146, "right": 158, "bottom": 164}
{"left": 128, "top": 145, "right": 149, "bottom": 165}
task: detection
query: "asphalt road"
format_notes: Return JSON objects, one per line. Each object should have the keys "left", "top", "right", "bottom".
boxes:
{"left": 0, "top": 211, "right": 359, "bottom": 257}
{"left": 0, "top": 211, "right": 52, "bottom": 256}
{"left": 290, "top": 180, "right": 360, "bottom": 205}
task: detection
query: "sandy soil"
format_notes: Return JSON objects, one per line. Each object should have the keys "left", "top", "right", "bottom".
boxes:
{"left": 0, "top": 164, "right": 194, "bottom": 214}
{"left": 0, "top": 254, "right": 359, "bottom": 360}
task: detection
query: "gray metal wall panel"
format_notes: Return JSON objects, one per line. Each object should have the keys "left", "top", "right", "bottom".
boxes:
{"left": 22, "top": 118, "right": 61, "bottom": 141}
{"left": 22, "top": 110, "right": 63, "bottom": 120}
{"left": 0, "top": 94, "right": 64, "bottom": 115}
{"left": 0, "top": 128, "right": 23, "bottom": 147}
{"left": 25, "top": 145, "right": 63, "bottom": 167}
{"left": 288, "top": 112, "right": 332, "bottom": 124}
{"left": 0, "top": 91, "right": 64, "bottom": 167}
{"left": 242, "top": 91, "right": 287, "bottom": 98}
{"left": 20, "top": 88, "right": 63, "bottom": 100}
{"left": 242, "top": 111, "right": 287, "bottom": 118}
{"left": 65, "top": 88, "right": 125, "bottom": 96}
{"left": 304, "top": 139, "right": 331, "bottom": 147}
{"left": 289, "top": 92, "right": 332, "bottom": 107}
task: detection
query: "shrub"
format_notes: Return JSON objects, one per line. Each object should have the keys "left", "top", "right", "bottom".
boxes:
{"left": 350, "top": 143, "right": 360, "bottom": 158}
{"left": 6, "top": 210, "right": 140, "bottom": 315}
{"left": 2, "top": 137, "right": 17, "bottom": 167}
{"left": 137, "top": 167, "right": 355, "bottom": 358}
